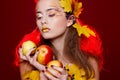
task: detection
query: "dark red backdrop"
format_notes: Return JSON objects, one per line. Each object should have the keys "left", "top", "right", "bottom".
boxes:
{"left": 1, "top": 0, "right": 120, "bottom": 80}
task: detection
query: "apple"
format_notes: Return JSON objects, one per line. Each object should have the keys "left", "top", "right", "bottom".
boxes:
{"left": 46, "top": 60, "right": 63, "bottom": 76}
{"left": 36, "top": 45, "right": 53, "bottom": 65}
{"left": 47, "top": 60, "right": 63, "bottom": 68}
{"left": 22, "top": 40, "right": 37, "bottom": 56}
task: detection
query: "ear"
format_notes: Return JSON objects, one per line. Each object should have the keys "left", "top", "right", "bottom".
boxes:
{"left": 67, "top": 15, "right": 75, "bottom": 27}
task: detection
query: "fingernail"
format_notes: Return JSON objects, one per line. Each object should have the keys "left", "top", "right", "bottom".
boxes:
{"left": 33, "top": 47, "right": 36, "bottom": 48}
{"left": 68, "top": 75, "right": 71, "bottom": 77}
{"left": 36, "top": 49, "right": 39, "bottom": 52}
{"left": 42, "top": 70, "right": 44, "bottom": 73}
{"left": 51, "top": 65, "right": 54, "bottom": 67}
{"left": 45, "top": 66, "right": 48, "bottom": 69}
{"left": 66, "top": 69, "right": 69, "bottom": 71}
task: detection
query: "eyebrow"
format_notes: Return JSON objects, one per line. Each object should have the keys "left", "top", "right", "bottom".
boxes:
{"left": 36, "top": 8, "right": 60, "bottom": 14}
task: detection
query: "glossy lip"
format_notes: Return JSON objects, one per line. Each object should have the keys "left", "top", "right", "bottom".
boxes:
{"left": 42, "top": 26, "right": 50, "bottom": 33}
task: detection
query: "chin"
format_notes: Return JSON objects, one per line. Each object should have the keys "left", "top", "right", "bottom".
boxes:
{"left": 42, "top": 34, "right": 57, "bottom": 40}
{"left": 41, "top": 31, "right": 65, "bottom": 40}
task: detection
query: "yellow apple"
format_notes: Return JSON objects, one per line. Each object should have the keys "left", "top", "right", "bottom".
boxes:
{"left": 36, "top": 45, "right": 53, "bottom": 65}
{"left": 46, "top": 60, "right": 63, "bottom": 76}
{"left": 47, "top": 60, "right": 63, "bottom": 68}
{"left": 22, "top": 40, "right": 37, "bottom": 56}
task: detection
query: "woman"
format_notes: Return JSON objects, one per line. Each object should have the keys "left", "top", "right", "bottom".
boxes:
{"left": 15, "top": 0, "right": 103, "bottom": 80}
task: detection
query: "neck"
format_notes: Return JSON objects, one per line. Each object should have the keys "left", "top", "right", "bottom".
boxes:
{"left": 50, "top": 29, "right": 68, "bottom": 56}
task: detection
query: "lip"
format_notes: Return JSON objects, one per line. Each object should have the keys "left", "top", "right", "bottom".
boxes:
{"left": 42, "top": 26, "right": 50, "bottom": 33}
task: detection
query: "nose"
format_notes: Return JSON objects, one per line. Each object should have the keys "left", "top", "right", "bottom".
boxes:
{"left": 41, "top": 17, "right": 47, "bottom": 25}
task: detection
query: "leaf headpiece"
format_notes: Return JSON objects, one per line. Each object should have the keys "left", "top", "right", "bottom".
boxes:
{"left": 59, "top": 0, "right": 96, "bottom": 37}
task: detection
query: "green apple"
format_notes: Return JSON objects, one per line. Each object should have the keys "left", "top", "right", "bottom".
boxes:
{"left": 22, "top": 40, "right": 37, "bottom": 56}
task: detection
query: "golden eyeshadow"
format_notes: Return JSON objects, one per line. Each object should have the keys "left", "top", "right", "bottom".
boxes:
{"left": 48, "top": 10, "right": 62, "bottom": 16}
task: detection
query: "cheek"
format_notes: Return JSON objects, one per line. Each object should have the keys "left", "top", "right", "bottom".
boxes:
{"left": 36, "top": 20, "right": 43, "bottom": 33}
{"left": 36, "top": 20, "right": 41, "bottom": 27}
{"left": 49, "top": 16, "right": 68, "bottom": 29}
{"left": 49, "top": 18, "right": 68, "bottom": 36}
{"left": 36, "top": 20, "right": 42, "bottom": 29}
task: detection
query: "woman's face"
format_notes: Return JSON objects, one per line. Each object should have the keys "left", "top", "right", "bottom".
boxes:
{"left": 36, "top": 0, "right": 70, "bottom": 39}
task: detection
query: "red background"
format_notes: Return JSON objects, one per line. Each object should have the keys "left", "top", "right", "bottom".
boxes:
{"left": 1, "top": 0, "right": 120, "bottom": 80}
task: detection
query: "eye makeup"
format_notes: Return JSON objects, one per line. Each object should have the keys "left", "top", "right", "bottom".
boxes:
{"left": 36, "top": 8, "right": 63, "bottom": 20}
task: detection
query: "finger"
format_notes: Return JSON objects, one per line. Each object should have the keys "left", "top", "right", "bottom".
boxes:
{"left": 18, "top": 47, "right": 22, "bottom": 56}
{"left": 34, "top": 63, "right": 46, "bottom": 71}
{"left": 44, "top": 70, "right": 59, "bottom": 80}
{"left": 33, "top": 50, "right": 39, "bottom": 59}
{"left": 52, "top": 65, "right": 66, "bottom": 74}
{"left": 25, "top": 48, "right": 36, "bottom": 64}
{"left": 18, "top": 48, "right": 27, "bottom": 60}
{"left": 46, "top": 67, "right": 61, "bottom": 78}
{"left": 26, "top": 48, "right": 36, "bottom": 60}
{"left": 40, "top": 72, "right": 48, "bottom": 80}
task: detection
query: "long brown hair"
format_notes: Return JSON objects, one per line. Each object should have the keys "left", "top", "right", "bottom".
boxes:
{"left": 63, "top": 26, "right": 94, "bottom": 79}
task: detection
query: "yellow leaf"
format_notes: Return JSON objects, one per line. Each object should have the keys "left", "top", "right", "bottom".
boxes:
{"left": 59, "top": 0, "right": 72, "bottom": 12}
{"left": 73, "top": 23, "right": 96, "bottom": 37}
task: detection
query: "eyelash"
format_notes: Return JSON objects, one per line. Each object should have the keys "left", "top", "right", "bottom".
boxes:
{"left": 37, "top": 17, "right": 42, "bottom": 20}
{"left": 48, "top": 13, "right": 56, "bottom": 17}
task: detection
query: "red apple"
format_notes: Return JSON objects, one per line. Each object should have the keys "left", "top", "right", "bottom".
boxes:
{"left": 47, "top": 60, "right": 63, "bottom": 68}
{"left": 46, "top": 60, "right": 63, "bottom": 76}
{"left": 22, "top": 40, "right": 37, "bottom": 56}
{"left": 36, "top": 45, "right": 53, "bottom": 65}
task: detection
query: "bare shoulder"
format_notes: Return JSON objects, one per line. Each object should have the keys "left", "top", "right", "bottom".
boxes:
{"left": 88, "top": 57, "right": 100, "bottom": 80}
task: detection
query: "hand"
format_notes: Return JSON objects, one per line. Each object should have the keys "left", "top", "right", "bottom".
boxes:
{"left": 43, "top": 65, "right": 68, "bottom": 80}
{"left": 18, "top": 47, "right": 45, "bottom": 71}
{"left": 18, "top": 47, "right": 29, "bottom": 61}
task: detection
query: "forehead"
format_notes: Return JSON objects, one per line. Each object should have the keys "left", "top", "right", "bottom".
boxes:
{"left": 36, "top": 0, "right": 61, "bottom": 11}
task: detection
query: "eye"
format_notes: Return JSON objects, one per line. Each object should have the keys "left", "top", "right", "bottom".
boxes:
{"left": 48, "top": 12, "right": 56, "bottom": 17}
{"left": 48, "top": 13, "right": 56, "bottom": 17}
{"left": 36, "top": 14, "right": 43, "bottom": 20}
{"left": 37, "top": 16, "right": 42, "bottom": 20}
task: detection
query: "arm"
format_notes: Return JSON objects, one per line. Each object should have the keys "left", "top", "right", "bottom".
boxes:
{"left": 18, "top": 47, "right": 46, "bottom": 80}
{"left": 88, "top": 57, "right": 100, "bottom": 80}
{"left": 19, "top": 60, "right": 35, "bottom": 80}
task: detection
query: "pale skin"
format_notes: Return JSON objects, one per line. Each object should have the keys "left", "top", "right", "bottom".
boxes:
{"left": 19, "top": 0, "right": 100, "bottom": 80}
